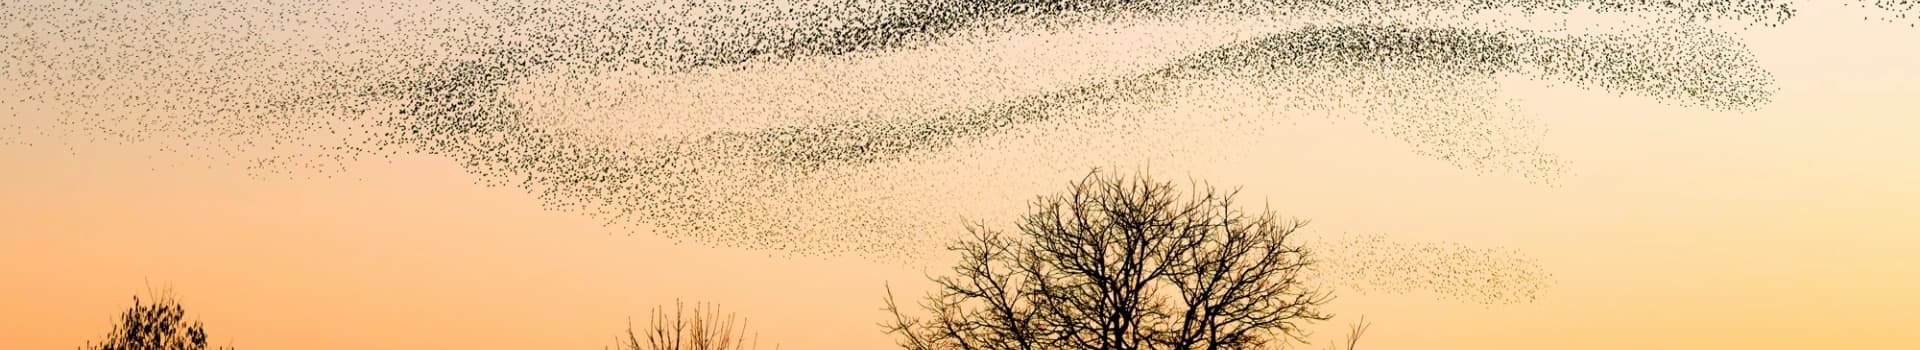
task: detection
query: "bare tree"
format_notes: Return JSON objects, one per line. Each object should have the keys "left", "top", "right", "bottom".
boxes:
{"left": 616, "top": 299, "right": 775, "bottom": 350}
{"left": 79, "top": 287, "right": 235, "bottom": 350}
{"left": 1284, "top": 317, "right": 1368, "bottom": 350}
{"left": 1335, "top": 318, "right": 1369, "bottom": 350}
{"left": 883, "top": 169, "right": 1333, "bottom": 350}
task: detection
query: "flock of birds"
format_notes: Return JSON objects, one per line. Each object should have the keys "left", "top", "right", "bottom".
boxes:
{"left": 4, "top": 0, "right": 1907, "bottom": 305}
{"left": 1862, "top": 0, "right": 1918, "bottom": 25}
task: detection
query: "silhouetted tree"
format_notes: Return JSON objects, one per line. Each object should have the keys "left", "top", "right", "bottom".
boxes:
{"left": 615, "top": 299, "right": 775, "bottom": 350}
{"left": 883, "top": 169, "right": 1332, "bottom": 350}
{"left": 1281, "top": 317, "right": 1368, "bottom": 350}
{"left": 79, "top": 288, "right": 234, "bottom": 350}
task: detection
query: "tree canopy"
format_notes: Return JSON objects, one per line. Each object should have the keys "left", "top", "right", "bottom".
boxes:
{"left": 884, "top": 169, "right": 1331, "bottom": 350}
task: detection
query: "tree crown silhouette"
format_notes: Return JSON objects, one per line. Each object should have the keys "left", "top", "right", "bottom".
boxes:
{"left": 884, "top": 169, "right": 1332, "bottom": 350}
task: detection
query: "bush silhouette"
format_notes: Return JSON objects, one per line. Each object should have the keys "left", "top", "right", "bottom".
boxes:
{"left": 615, "top": 299, "right": 775, "bottom": 350}
{"left": 79, "top": 288, "right": 234, "bottom": 350}
{"left": 883, "top": 169, "right": 1334, "bottom": 350}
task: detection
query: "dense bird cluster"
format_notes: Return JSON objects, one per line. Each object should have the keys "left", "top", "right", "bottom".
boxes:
{"left": 1, "top": 0, "right": 1835, "bottom": 303}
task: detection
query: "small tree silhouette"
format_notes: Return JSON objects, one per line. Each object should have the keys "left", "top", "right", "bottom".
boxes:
{"left": 1281, "top": 317, "right": 1368, "bottom": 350}
{"left": 1336, "top": 318, "right": 1369, "bottom": 350}
{"left": 883, "top": 169, "right": 1333, "bottom": 350}
{"left": 615, "top": 299, "right": 775, "bottom": 350}
{"left": 79, "top": 287, "right": 234, "bottom": 350}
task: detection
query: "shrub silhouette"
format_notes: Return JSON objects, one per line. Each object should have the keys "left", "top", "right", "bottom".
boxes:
{"left": 615, "top": 299, "right": 775, "bottom": 350}
{"left": 79, "top": 288, "right": 234, "bottom": 350}
{"left": 883, "top": 169, "right": 1333, "bottom": 350}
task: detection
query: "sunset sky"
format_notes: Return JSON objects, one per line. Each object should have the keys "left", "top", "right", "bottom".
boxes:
{"left": 3, "top": 1, "right": 1918, "bottom": 349}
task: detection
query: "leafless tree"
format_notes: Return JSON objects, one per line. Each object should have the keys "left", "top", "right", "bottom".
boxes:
{"left": 883, "top": 169, "right": 1333, "bottom": 350}
{"left": 1283, "top": 317, "right": 1368, "bottom": 350}
{"left": 1335, "top": 318, "right": 1369, "bottom": 350}
{"left": 616, "top": 299, "right": 775, "bottom": 350}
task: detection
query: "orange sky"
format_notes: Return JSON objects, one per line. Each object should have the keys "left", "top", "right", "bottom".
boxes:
{"left": 4, "top": 2, "right": 1918, "bottom": 350}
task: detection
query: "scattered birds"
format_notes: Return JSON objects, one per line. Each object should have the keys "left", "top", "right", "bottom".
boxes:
{"left": 1858, "top": 0, "right": 1919, "bottom": 26}
{"left": 1307, "top": 232, "right": 1555, "bottom": 305}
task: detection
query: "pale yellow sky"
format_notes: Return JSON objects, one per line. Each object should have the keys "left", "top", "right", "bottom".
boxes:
{"left": 3, "top": 1, "right": 1918, "bottom": 350}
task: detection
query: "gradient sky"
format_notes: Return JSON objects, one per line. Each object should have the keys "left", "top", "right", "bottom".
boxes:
{"left": 3, "top": 2, "right": 1918, "bottom": 350}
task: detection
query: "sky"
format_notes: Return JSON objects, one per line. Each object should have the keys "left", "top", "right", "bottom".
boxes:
{"left": 3, "top": 1, "right": 1918, "bottom": 349}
